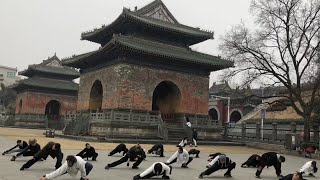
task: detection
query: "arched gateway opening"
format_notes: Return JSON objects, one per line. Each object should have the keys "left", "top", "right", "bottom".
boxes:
{"left": 230, "top": 110, "right": 242, "bottom": 123}
{"left": 45, "top": 100, "right": 61, "bottom": 129}
{"left": 208, "top": 108, "right": 218, "bottom": 120}
{"left": 152, "top": 81, "right": 181, "bottom": 121}
{"left": 89, "top": 80, "right": 103, "bottom": 111}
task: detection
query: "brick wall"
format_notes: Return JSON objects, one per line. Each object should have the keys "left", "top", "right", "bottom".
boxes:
{"left": 15, "top": 92, "right": 77, "bottom": 115}
{"left": 78, "top": 63, "right": 209, "bottom": 114}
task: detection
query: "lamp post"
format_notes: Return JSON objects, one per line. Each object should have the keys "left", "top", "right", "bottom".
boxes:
{"left": 210, "top": 94, "right": 231, "bottom": 123}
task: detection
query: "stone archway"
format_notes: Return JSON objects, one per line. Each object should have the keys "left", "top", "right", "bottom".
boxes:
{"left": 208, "top": 107, "right": 219, "bottom": 120}
{"left": 45, "top": 100, "right": 61, "bottom": 129}
{"left": 152, "top": 81, "right": 181, "bottom": 117}
{"left": 18, "top": 99, "right": 22, "bottom": 114}
{"left": 89, "top": 80, "right": 103, "bottom": 111}
{"left": 230, "top": 110, "right": 242, "bottom": 123}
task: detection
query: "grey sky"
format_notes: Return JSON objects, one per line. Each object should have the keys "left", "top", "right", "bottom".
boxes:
{"left": 0, "top": 0, "right": 253, "bottom": 86}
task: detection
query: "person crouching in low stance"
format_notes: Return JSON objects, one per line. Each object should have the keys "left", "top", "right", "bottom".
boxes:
{"left": 199, "top": 154, "right": 236, "bottom": 178}
{"left": 133, "top": 162, "right": 172, "bottom": 179}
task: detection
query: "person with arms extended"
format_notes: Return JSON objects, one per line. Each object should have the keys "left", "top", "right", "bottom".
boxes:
{"left": 199, "top": 154, "right": 236, "bottom": 178}
{"left": 299, "top": 160, "right": 317, "bottom": 177}
{"left": 255, "top": 152, "right": 286, "bottom": 178}
{"left": 165, "top": 146, "right": 193, "bottom": 168}
{"left": 11, "top": 138, "right": 40, "bottom": 161}
{"left": 133, "top": 162, "right": 172, "bottom": 179}
{"left": 2, "top": 139, "right": 28, "bottom": 155}
{"left": 105, "top": 144, "right": 144, "bottom": 170}
{"left": 39, "top": 155, "right": 93, "bottom": 180}
{"left": 20, "top": 141, "right": 63, "bottom": 171}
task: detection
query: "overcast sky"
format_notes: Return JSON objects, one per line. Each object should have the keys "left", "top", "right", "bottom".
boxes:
{"left": 0, "top": 0, "right": 254, "bottom": 87}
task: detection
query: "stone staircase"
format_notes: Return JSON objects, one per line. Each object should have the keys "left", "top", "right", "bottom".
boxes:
{"left": 167, "top": 127, "right": 187, "bottom": 142}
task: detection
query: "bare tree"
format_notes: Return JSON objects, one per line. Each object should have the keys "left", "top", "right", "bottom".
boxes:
{"left": 219, "top": 0, "right": 320, "bottom": 142}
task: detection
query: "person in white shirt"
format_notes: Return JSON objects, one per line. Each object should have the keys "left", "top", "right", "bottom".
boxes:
{"left": 186, "top": 117, "right": 191, "bottom": 128}
{"left": 177, "top": 137, "right": 187, "bottom": 147}
{"left": 299, "top": 161, "right": 317, "bottom": 177}
{"left": 199, "top": 154, "right": 236, "bottom": 178}
{"left": 39, "top": 155, "right": 93, "bottom": 180}
{"left": 165, "top": 146, "right": 193, "bottom": 168}
{"left": 133, "top": 162, "right": 172, "bottom": 179}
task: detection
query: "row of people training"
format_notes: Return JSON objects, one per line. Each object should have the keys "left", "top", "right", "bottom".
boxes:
{"left": 2, "top": 139, "right": 318, "bottom": 180}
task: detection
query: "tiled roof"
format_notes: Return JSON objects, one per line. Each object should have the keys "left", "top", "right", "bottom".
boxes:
{"left": 62, "top": 34, "right": 233, "bottom": 69}
{"left": 12, "top": 76, "right": 79, "bottom": 91}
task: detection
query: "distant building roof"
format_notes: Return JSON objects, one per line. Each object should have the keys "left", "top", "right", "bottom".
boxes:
{"left": 0, "top": 65, "right": 17, "bottom": 71}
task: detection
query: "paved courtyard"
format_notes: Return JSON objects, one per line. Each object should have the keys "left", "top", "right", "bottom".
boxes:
{"left": 0, "top": 127, "right": 319, "bottom": 180}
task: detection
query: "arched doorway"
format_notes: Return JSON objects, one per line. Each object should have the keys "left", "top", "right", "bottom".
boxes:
{"left": 18, "top": 99, "right": 22, "bottom": 114}
{"left": 208, "top": 108, "right": 219, "bottom": 120}
{"left": 230, "top": 110, "right": 242, "bottom": 123}
{"left": 89, "top": 80, "right": 103, "bottom": 111}
{"left": 45, "top": 100, "right": 61, "bottom": 129}
{"left": 152, "top": 81, "right": 181, "bottom": 121}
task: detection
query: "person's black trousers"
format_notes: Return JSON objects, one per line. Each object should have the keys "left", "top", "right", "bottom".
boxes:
{"left": 22, "top": 156, "right": 41, "bottom": 169}
{"left": 203, "top": 162, "right": 236, "bottom": 176}
{"left": 80, "top": 152, "right": 98, "bottom": 160}
{"left": 108, "top": 155, "right": 143, "bottom": 168}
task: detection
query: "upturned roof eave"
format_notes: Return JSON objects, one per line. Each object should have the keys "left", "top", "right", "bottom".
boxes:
{"left": 81, "top": 9, "right": 213, "bottom": 44}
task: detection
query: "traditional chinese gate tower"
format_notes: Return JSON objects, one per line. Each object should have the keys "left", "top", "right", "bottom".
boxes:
{"left": 12, "top": 54, "right": 79, "bottom": 129}
{"left": 63, "top": 0, "right": 232, "bottom": 139}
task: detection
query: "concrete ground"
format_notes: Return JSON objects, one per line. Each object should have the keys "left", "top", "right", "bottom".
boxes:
{"left": 0, "top": 127, "right": 319, "bottom": 180}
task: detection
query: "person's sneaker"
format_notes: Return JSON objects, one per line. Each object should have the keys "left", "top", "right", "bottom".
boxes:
{"left": 104, "top": 165, "right": 110, "bottom": 170}
{"left": 162, "top": 175, "right": 170, "bottom": 179}
{"left": 181, "top": 165, "right": 188, "bottom": 168}
{"left": 160, "top": 155, "right": 165, "bottom": 157}
{"left": 132, "top": 166, "right": 139, "bottom": 169}
{"left": 11, "top": 156, "right": 17, "bottom": 161}
{"left": 224, "top": 173, "right": 232, "bottom": 177}
{"left": 20, "top": 167, "right": 25, "bottom": 171}
{"left": 309, "top": 173, "right": 315, "bottom": 177}
{"left": 2, "top": 152, "right": 5, "bottom": 155}
{"left": 198, "top": 173, "right": 204, "bottom": 179}
{"left": 133, "top": 175, "right": 140, "bottom": 180}
{"left": 255, "top": 175, "right": 261, "bottom": 179}
{"left": 196, "top": 155, "right": 199, "bottom": 158}
{"left": 92, "top": 158, "right": 97, "bottom": 161}
{"left": 277, "top": 175, "right": 283, "bottom": 178}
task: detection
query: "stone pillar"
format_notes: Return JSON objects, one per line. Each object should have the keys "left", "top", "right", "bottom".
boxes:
{"left": 291, "top": 122, "right": 297, "bottom": 134}
{"left": 313, "top": 125, "right": 319, "bottom": 143}
{"left": 224, "top": 123, "right": 229, "bottom": 138}
{"left": 272, "top": 122, "right": 277, "bottom": 142}
{"left": 256, "top": 122, "right": 261, "bottom": 140}
{"left": 241, "top": 122, "right": 246, "bottom": 139}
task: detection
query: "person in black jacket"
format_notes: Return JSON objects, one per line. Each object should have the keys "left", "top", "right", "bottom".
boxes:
{"left": 188, "top": 149, "right": 200, "bottom": 158}
{"left": 279, "top": 172, "right": 304, "bottom": 180}
{"left": 76, "top": 143, "right": 98, "bottom": 161}
{"left": 11, "top": 139, "right": 41, "bottom": 161}
{"left": 2, "top": 140, "right": 28, "bottom": 155}
{"left": 199, "top": 154, "right": 236, "bottom": 178}
{"left": 105, "top": 145, "right": 144, "bottom": 170}
{"left": 147, "top": 144, "right": 164, "bottom": 157}
{"left": 20, "top": 141, "right": 63, "bottom": 171}
{"left": 241, "top": 154, "right": 261, "bottom": 168}
{"left": 191, "top": 129, "right": 198, "bottom": 147}
{"left": 256, "top": 152, "right": 286, "bottom": 178}
{"left": 108, "top": 143, "right": 128, "bottom": 156}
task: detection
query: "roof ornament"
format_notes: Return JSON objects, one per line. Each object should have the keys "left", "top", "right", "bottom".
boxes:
{"left": 134, "top": 6, "right": 138, "bottom": 11}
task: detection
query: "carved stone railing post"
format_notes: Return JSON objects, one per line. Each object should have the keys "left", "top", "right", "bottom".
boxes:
{"left": 291, "top": 122, "right": 297, "bottom": 134}
{"left": 272, "top": 122, "right": 277, "bottom": 142}
{"left": 223, "top": 123, "right": 229, "bottom": 138}
{"left": 313, "top": 125, "right": 319, "bottom": 143}
{"left": 256, "top": 122, "right": 261, "bottom": 140}
{"left": 241, "top": 122, "right": 246, "bottom": 139}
